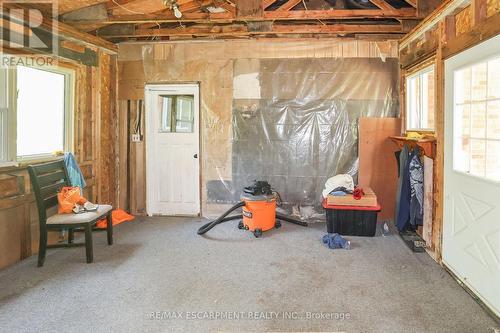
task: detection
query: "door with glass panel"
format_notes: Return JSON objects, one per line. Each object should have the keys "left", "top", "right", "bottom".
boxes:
{"left": 444, "top": 35, "right": 500, "bottom": 317}
{"left": 145, "top": 84, "right": 200, "bottom": 216}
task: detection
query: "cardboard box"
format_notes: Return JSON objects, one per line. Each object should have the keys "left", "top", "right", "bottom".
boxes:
{"left": 326, "top": 187, "right": 378, "bottom": 207}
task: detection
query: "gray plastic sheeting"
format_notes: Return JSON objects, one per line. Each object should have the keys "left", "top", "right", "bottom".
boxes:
{"left": 207, "top": 57, "right": 399, "bottom": 215}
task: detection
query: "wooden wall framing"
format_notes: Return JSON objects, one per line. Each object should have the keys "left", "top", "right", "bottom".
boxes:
{"left": 0, "top": 53, "right": 119, "bottom": 270}
{"left": 398, "top": 0, "right": 500, "bottom": 262}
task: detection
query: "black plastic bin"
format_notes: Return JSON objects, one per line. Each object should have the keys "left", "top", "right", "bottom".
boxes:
{"left": 323, "top": 202, "right": 381, "bottom": 237}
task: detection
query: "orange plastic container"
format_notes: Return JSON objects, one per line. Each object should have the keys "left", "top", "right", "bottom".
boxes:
{"left": 242, "top": 197, "right": 276, "bottom": 232}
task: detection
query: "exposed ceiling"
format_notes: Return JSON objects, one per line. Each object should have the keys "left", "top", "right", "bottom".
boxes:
{"left": 52, "top": 0, "right": 443, "bottom": 42}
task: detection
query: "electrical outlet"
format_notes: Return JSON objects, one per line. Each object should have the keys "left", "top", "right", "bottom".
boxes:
{"left": 132, "top": 134, "right": 141, "bottom": 142}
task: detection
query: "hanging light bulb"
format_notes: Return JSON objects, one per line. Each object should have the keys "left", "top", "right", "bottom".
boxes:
{"left": 172, "top": 4, "right": 182, "bottom": 18}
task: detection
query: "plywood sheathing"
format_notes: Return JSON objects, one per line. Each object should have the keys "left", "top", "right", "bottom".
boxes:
{"left": 358, "top": 118, "right": 402, "bottom": 221}
{"left": 118, "top": 38, "right": 398, "bottom": 216}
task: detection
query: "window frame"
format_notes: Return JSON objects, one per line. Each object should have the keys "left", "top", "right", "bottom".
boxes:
{"left": 0, "top": 64, "right": 75, "bottom": 167}
{"left": 405, "top": 64, "right": 436, "bottom": 132}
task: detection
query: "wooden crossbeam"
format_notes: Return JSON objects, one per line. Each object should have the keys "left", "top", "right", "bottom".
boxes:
{"left": 64, "top": 7, "right": 417, "bottom": 27}
{"left": 1, "top": 2, "right": 117, "bottom": 53}
{"left": 276, "top": 0, "right": 302, "bottom": 11}
{"left": 99, "top": 23, "right": 403, "bottom": 38}
{"left": 264, "top": 8, "right": 416, "bottom": 19}
{"left": 369, "top": 0, "right": 395, "bottom": 11}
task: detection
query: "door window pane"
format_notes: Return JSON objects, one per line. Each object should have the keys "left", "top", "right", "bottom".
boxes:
{"left": 487, "top": 58, "right": 500, "bottom": 99}
{"left": 159, "top": 96, "right": 173, "bottom": 132}
{"left": 453, "top": 54, "right": 500, "bottom": 182}
{"left": 486, "top": 141, "right": 500, "bottom": 181}
{"left": 175, "top": 96, "right": 194, "bottom": 133}
{"left": 159, "top": 95, "right": 194, "bottom": 133}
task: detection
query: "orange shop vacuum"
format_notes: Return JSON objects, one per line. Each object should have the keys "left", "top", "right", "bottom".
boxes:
{"left": 197, "top": 181, "right": 308, "bottom": 238}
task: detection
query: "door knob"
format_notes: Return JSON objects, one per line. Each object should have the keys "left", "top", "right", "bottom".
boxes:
{"left": 193, "top": 154, "right": 198, "bottom": 159}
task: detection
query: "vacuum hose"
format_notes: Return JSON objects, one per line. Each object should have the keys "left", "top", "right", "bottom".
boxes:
{"left": 276, "top": 213, "right": 309, "bottom": 227}
{"left": 197, "top": 201, "right": 245, "bottom": 235}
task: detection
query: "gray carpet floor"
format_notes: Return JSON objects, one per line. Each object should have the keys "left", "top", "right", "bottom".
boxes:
{"left": 0, "top": 216, "right": 498, "bottom": 333}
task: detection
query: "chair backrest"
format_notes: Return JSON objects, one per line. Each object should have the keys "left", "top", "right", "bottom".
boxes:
{"left": 28, "top": 159, "right": 70, "bottom": 224}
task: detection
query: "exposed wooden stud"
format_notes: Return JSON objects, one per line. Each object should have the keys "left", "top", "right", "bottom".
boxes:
{"left": 443, "top": 15, "right": 456, "bottom": 43}
{"left": 471, "top": 0, "right": 487, "bottom": 25}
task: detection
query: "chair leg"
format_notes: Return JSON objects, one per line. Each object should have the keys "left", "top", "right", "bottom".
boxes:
{"left": 84, "top": 224, "right": 93, "bottom": 264}
{"left": 106, "top": 211, "right": 113, "bottom": 245}
{"left": 37, "top": 229, "right": 47, "bottom": 267}
{"left": 68, "top": 228, "right": 74, "bottom": 244}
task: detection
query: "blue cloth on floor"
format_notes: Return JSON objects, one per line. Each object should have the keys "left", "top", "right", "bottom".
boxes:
{"left": 64, "top": 153, "right": 86, "bottom": 194}
{"left": 322, "top": 233, "right": 351, "bottom": 250}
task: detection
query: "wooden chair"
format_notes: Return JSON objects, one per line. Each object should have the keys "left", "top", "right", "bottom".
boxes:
{"left": 28, "top": 160, "right": 113, "bottom": 267}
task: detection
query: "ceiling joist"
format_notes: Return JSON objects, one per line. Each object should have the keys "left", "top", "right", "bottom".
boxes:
{"left": 63, "top": 8, "right": 417, "bottom": 27}
{"left": 54, "top": 0, "right": 422, "bottom": 41}
{"left": 99, "top": 23, "right": 404, "bottom": 38}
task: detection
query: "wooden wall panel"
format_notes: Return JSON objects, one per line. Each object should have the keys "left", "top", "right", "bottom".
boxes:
{"left": 358, "top": 118, "right": 402, "bottom": 221}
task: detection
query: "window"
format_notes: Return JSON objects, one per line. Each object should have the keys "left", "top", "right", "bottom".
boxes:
{"left": 0, "top": 65, "right": 74, "bottom": 165}
{"left": 159, "top": 95, "right": 194, "bottom": 133}
{"left": 406, "top": 65, "right": 436, "bottom": 131}
{"left": 453, "top": 55, "right": 500, "bottom": 181}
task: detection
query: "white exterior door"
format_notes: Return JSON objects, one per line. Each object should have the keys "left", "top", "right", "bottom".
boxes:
{"left": 443, "top": 35, "right": 500, "bottom": 317}
{"left": 145, "top": 84, "right": 200, "bottom": 216}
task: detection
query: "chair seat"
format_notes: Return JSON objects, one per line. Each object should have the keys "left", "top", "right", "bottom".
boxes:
{"left": 47, "top": 205, "right": 113, "bottom": 225}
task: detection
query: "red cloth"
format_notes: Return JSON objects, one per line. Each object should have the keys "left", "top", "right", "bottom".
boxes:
{"left": 353, "top": 187, "right": 365, "bottom": 200}
{"left": 96, "top": 209, "right": 135, "bottom": 229}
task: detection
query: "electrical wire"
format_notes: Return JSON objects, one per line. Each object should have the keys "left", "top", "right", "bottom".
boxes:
{"left": 111, "top": 0, "right": 146, "bottom": 15}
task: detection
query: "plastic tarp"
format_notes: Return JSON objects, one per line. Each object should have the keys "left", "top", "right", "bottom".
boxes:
{"left": 214, "top": 58, "right": 399, "bottom": 216}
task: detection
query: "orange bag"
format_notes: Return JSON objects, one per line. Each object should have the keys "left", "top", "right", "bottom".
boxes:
{"left": 57, "top": 186, "right": 87, "bottom": 214}
{"left": 96, "top": 209, "right": 135, "bottom": 229}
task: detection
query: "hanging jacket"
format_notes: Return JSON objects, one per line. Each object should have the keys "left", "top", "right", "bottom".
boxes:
{"left": 409, "top": 147, "right": 424, "bottom": 227}
{"left": 64, "top": 152, "right": 86, "bottom": 195}
{"left": 396, "top": 145, "right": 418, "bottom": 231}
{"left": 395, "top": 145, "right": 410, "bottom": 229}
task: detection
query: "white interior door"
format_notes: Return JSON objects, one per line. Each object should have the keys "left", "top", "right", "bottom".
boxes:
{"left": 444, "top": 35, "right": 500, "bottom": 317}
{"left": 145, "top": 84, "right": 200, "bottom": 216}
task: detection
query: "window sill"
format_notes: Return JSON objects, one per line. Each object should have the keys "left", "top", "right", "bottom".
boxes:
{"left": 16, "top": 154, "right": 64, "bottom": 167}
{"left": 0, "top": 161, "right": 19, "bottom": 168}
{"left": 0, "top": 154, "right": 64, "bottom": 172}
